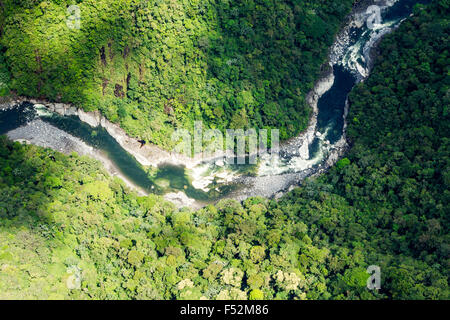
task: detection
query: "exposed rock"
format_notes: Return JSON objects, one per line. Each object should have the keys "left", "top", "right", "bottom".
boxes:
{"left": 164, "top": 192, "right": 200, "bottom": 209}
{"left": 78, "top": 109, "right": 100, "bottom": 127}
{"left": 65, "top": 106, "right": 78, "bottom": 116}
{"left": 54, "top": 103, "right": 65, "bottom": 115}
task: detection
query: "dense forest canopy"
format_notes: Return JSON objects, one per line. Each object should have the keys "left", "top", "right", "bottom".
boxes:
{"left": 0, "top": 1, "right": 448, "bottom": 300}
{"left": 0, "top": 0, "right": 355, "bottom": 148}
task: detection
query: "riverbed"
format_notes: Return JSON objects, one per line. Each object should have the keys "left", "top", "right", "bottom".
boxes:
{"left": 0, "top": 0, "right": 428, "bottom": 207}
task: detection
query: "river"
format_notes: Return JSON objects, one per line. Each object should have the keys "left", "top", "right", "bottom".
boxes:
{"left": 0, "top": 0, "right": 429, "bottom": 207}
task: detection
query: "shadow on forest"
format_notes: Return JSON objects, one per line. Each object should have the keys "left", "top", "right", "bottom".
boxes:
{"left": 0, "top": 136, "right": 54, "bottom": 231}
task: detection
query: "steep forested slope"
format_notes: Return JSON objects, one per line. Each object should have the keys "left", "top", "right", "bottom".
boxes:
{"left": 277, "top": 0, "right": 449, "bottom": 299}
{"left": 0, "top": 0, "right": 354, "bottom": 148}
{"left": 0, "top": 1, "right": 448, "bottom": 300}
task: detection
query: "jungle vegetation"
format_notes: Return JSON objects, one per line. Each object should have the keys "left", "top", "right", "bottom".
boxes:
{"left": 0, "top": 0, "right": 448, "bottom": 300}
